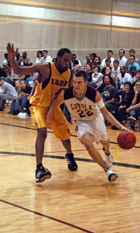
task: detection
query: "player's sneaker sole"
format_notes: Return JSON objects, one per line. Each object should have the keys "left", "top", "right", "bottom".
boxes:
{"left": 35, "top": 168, "right": 52, "bottom": 183}
{"left": 36, "top": 173, "right": 52, "bottom": 183}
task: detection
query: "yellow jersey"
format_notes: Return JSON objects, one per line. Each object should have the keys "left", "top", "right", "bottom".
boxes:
{"left": 30, "top": 63, "right": 71, "bottom": 108}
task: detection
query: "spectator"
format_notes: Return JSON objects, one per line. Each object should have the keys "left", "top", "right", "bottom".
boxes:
{"left": 116, "top": 82, "right": 134, "bottom": 123}
{"left": 72, "top": 59, "right": 81, "bottom": 71}
{"left": 35, "top": 50, "right": 43, "bottom": 64}
{"left": 101, "top": 50, "right": 114, "bottom": 68}
{"left": 111, "top": 59, "right": 120, "bottom": 86}
{"left": 128, "top": 48, "right": 136, "bottom": 57}
{"left": 127, "top": 55, "right": 140, "bottom": 73}
{"left": 118, "top": 66, "right": 133, "bottom": 88}
{"left": 90, "top": 66, "right": 103, "bottom": 88}
{"left": 10, "top": 80, "right": 31, "bottom": 117}
{"left": 42, "top": 50, "right": 52, "bottom": 63}
{"left": 102, "top": 64, "right": 112, "bottom": 76}
{"left": 84, "top": 63, "right": 93, "bottom": 81}
{"left": 0, "top": 77, "right": 17, "bottom": 111}
{"left": 15, "top": 48, "right": 21, "bottom": 63}
{"left": 88, "top": 53, "right": 97, "bottom": 66}
{"left": 71, "top": 53, "right": 82, "bottom": 68}
{"left": 134, "top": 70, "right": 140, "bottom": 84}
{"left": 19, "top": 51, "right": 32, "bottom": 66}
{"left": 100, "top": 75, "right": 118, "bottom": 116}
{"left": 126, "top": 80, "right": 140, "bottom": 121}
{"left": 2, "top": 53, "right": 9, "bottom": 67}
{"left": 118, "top": 48, "right": 127, "bottom": 67}
{"left": 93, "top": 56, "right": 101, "bottom": 67}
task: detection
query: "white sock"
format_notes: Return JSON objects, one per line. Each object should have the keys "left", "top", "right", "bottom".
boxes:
{"left": 106, "top": 168, "right": 113, "bottom": 176}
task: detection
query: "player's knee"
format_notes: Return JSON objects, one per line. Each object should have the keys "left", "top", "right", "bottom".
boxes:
{"left": 79, "top": 133, "right": 92, "bottom": 146}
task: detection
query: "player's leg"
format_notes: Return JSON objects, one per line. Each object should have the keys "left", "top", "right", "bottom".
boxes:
{"left": 31, "top": 106, "right": 52, "bottom": 182}
{"left": 92, "top": 115, "right": 114, "bottom": 162}
{"left": 52, "top": 108, "right": 78, "bottom": 171}
{"left": 77, "top": 121, "right": 118, "bottom": 182}
{"left": 62, "top": 139, "right": 78, "bottom": 171}
{"left": 101, "top": 140, "right": 114, "bottom": 162}
{"left": 79, "top": 133, "right": 111, "bottom": 168}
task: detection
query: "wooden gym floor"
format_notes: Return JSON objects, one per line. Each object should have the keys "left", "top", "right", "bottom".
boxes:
{"left": 0, "top": 111, "right": 140, "bottom": 233}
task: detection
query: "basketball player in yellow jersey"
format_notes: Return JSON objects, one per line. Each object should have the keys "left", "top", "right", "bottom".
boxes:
{"left": 7, "top": 44, "right": 78, "bottom": 183}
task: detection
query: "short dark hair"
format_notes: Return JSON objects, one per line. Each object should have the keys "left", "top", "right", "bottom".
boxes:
{"left": 57, "top": 48, "right": 72, "bottom": 57}
{"left": 105, "top": 58, "right": 111, "bottom": 63}
{"left": 124, "top": 82, "right": 132, "bottom": 87}
{"left": 43, "top": 50, "right": 48, "bottom": 53}
{"left": 113, "top": 59, "right": 119, "bottom": 64}
{"left": 129, "top": 48, "right": 136, "bottom": 54}
{"left": 119, "top": 48, "right": 125, "bottom": 54}
{"left": 107, "top": 50, "right": 113, "bottom": 54}
{"left": 74, "top": 69, "right": 88, "bottom": 81}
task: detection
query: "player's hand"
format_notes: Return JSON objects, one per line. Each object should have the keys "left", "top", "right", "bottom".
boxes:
{"left": 121, "top": 126, "right": 128, "bottom": 131}
{"left": 120, "top": 125, "right": 133, "bottom": 133}
{"left": 7, "top": 43, "right": 15, "bottom": 62}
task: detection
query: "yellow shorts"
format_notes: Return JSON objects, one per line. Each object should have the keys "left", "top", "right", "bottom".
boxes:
{"left": 30, "top": 106, "right": 70, "bottom": 140}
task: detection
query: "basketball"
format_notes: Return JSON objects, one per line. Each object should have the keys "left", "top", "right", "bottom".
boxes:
{"left": 117, "top": 131, "right": 136, "bottom": 149}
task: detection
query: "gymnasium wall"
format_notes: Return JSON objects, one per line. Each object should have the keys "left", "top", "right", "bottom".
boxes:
{"left": 0, "top": 0, "right": 140, "bottom": 59}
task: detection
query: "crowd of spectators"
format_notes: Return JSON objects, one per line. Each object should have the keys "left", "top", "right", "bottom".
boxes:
{"left": 0, "top": 47, "right": 140, "bottom": 130}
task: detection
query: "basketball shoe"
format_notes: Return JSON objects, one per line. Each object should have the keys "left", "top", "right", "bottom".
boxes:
{"left": 35, "top": 164, "right": 52, "bottom": 183}
{"left": 106, "top": 168, "right": 118, "bottom": 182}
{"left": 65, "top": 153, "right": 78, "bottom": 171}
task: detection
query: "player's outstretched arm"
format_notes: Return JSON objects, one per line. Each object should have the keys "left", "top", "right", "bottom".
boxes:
{"left": 95, "top": 91, "right": 129, "bottom": 131}
{"left": 7, "top": 43, "right": 46, "bottom": 77}
{"left": 101, "top": 107, "right": 129, "bottom": 131}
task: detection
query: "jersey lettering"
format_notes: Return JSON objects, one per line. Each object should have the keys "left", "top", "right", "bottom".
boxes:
{"left": 70, "top": 103, "right": 94, "bottom": 118}
{"left": 51, "top": 78, "right": 68, "bottom": 87}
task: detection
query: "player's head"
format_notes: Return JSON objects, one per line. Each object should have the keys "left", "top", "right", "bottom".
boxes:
{"left": 56, "top": 48, "right": 72, "bottom": 73}
{"left": 73, "top": 69, "right": 88, "bottom": 97}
